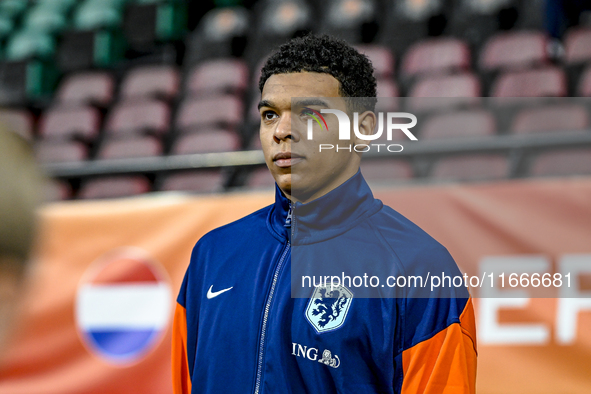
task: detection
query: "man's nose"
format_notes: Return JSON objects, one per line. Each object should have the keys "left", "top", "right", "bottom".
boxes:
{"left": 274, "top": 112, "right": 297, "bottom": 143}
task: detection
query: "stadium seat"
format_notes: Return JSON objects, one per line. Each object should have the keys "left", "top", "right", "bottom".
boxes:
{"left": 120, "top": 65, "right": 180, "bottom": 101}
{"left": 246, "top": 166, "right": 275, "bottom": 189}
{"left": 79, "top": 176, "right": 151, "bottom": 199}
{"left": 39, "top": 105, "right": 102, "bottom": 141}
{"left": 184, "top": 7, "right": 249, "bottom": 64}
{"left": 530, "top": 148, "right": 591, "bottom": 177}
{"left": 431, "top": 154, "right": 509, "bottom": 181}
{"left": 5, "top": 30, "right": 55, "bottom": 60}
{"left": 171, "top": 130, "right": 241, "bottom": 154}
{"left": 0, "top": 15, "right": 14, "bottom": 41}
{"left": 401, "top": 38, "right": 471, "bottom": 78}
{"left": 35, "top": 140, "right": 88, "bottom": 164}
{"left": 105, "top": 99, "right": 170, "bottom": 137}
{"left": 0, "top": 108, "right": 34, "bottom": 140}
{"left": 420, "top": 110, "right": 497, "bottom": 140}
{"left": 408, "top": 73, "right": 481, "bottom": 111}
{"left": 57, "top": 30, "right": 125, "bottom": 71}
{"left": 97, "top": 135, "right": 162, "bottom": 159}
{"left": 383, "top": 0, "right": 445, "bottom": 55}
{"left": 360, "top": 159, "right": 413, "bottom": 182}
{"left": 0, "top": 0, "right": 28, "bottom": 19}
{"left": 0, "top": 60, "right": 58, "bottom": 104}
{"left": 73, "top": 2, "right": 122, "bottom": 30}
{"left": 36, "top": 0, "right": 77, "bottom": 12}
{"left": 123, "top": 0, "right": 187, "bottom": 48}
{"left": 186, "top": 59, "right": 248, "bottom": 96}
{"left": 448, "top": 0, "right": 524, "bottom": 47}
{"left": 492, "top": 67, "right": 567, "bottom": 97}
{"left": 176, "top": 95, "right": 243, "bottom": 133}
{"left": 355, "top": 45, "right": 395, "bottom": 79}
{"left": 564, "top": 27, "right": 591, "bottom": 65}
{"left": 320, "top": 0, "right": 379, "bottom": 44}
{"left": 56, "top": 72, "right": 115, "bottom": 106}
{"left": 578, "top": 66, "right": 591, "bottom": 96}
{"left": 511, "top": 104, "right": 590, "bottom": 134}
{"left": 22, "top": 4, "right": 68, "bottom": 34}
{"left": 160, "top": 170, "right": 225, "bottom": 193}
{"left": 479, "top": 30, "right": 549, "bottom": 71}
{"left": 409, "top": 72, "right": 481, "bottom": 97}
{"left": 255, "top": 0, "right": 312, "bottom": 38}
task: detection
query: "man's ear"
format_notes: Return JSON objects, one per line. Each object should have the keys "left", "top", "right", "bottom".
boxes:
{"left": 352, "top": 111, "right": 377, "bottom": 145}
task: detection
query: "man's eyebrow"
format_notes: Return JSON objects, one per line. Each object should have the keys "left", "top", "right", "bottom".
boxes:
{"left": 294, "top": 98, "right": 330, "bottom": 108}
{"left": 258, "top": 100, "right": 274, "bottom": 110}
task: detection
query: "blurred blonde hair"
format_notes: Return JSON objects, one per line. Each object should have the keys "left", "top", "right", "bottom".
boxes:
{"left": 0, "top": 125, "right": 42, "bottom": 269}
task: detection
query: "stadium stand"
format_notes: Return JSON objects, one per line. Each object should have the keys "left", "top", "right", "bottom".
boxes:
{"left": 0, "top": 0, "right": 590, "bottom": 199}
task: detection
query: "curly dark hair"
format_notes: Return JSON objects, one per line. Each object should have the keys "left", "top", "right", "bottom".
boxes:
{"left": 258, "top": 34, "right": 377, "bottom": 113}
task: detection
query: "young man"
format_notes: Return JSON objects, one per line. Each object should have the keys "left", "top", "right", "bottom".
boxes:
{"left": 172, "top": 34, "right": 477, "bottom": 393}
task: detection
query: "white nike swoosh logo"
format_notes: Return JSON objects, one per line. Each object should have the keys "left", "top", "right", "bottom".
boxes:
{"left": 206, "top": 285, "right": 233, "bottom": 299}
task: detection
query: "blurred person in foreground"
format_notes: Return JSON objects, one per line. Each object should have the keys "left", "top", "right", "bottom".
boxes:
{"left": 172, "top": 34, "right": 477, "bottom": 394}
{"left": 0, "top": 126, "right": 42, "bottom": 353}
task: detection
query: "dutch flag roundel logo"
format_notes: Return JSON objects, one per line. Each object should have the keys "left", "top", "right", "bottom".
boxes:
{"left": 75, "top": 247, "right": 172, "bottom": 365}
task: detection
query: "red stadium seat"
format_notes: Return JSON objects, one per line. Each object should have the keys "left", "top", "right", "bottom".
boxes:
{"left": 410, "top": 72, "right": 481, "bottom": 97}
{"left": 0, "top": 108, "right": 34, "bottom": 140}
{"left": 39, "top": 105, "right": 101, "bottom": 140}
{"left": 578, "top": 66, "right": 591, "bottom": 96}
{"left": 492, "top": 67, "right": 567, "bottom": 97}
{"left": 480, "top": 30, "right": 549, "bottom": 71}
{"left": 97, "top": 136, "right": 162, "bottom": 160}
{"left": 530, "top": 148, "right": 591, "bottom": 177}
{"left": 161, "top": 171, "right": 225, "bottom": 193}
{"left": 431, "top": 154, "right": 509, "bottom": 181}
{"left": 355, "top": 45, "right": 395, "bottom": 79}
{"left": 176, "top": 95, "right": 243, "bottom": 133}
{"left": 401, "top": 38, "right": 471, "bottom": 78}
{"left": 511, "top": 104, "right": 589, "bottom": 134}
{"left": 246, "top": 167, "right": 275, "bottom": 189}
{"left": 55, "top": 71, "right": 115, "bottom": 106}
{"left": 105, "top": 99, "right": 170, "bottom": 137}
{"left": 35, "top": 140, "right": 88, "bottom": 164}
{"left": 408, "top": 73, "right": 481, "bottom": 111}
{"left": 420, "top": 110, "right": 497, "bottom": 140}
{"left": 360, "top": 159, "right": 413, "bottom": 182}
{"left": 187, "top": 58, "right": 248, "bottom": 96}
{"left": 564, "top": 27, "right": 591, "bottom": 65}
{"left": 79, "top": 176, "right": 151, "bottom": 199}
{"left": 120, "top": 65, "right": 180, "bottom": 101}
{"left": 171, "top": 129, "right": 241, "bottom": 154}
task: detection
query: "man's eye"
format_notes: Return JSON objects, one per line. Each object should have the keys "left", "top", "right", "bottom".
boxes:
{"left": 263, "top": 111, "right": 277, "bottom": 120}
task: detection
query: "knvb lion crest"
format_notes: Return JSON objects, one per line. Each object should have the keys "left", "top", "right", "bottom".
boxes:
{"left": 305, "top": 285, "right": 353, "bottom": 334}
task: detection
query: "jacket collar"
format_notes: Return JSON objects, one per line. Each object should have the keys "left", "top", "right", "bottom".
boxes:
{"left": 267, "top": 170, "right": 382, "bottom": 244}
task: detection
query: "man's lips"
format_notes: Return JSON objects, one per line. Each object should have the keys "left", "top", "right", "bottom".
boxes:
{"left": 273, "top": 152, "right": 304, "bottom": 168}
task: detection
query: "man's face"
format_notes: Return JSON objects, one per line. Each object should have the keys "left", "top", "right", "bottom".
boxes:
{"left": 259, "top": 72, "right": 364, "bottom": 202}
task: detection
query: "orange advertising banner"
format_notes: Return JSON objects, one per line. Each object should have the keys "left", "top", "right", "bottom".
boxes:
{"left": 0, "top": 177, "right": 590, "bottom": 393}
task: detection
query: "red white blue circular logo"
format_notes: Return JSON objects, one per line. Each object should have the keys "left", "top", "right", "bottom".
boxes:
{"left": 75, "top": 247, "right": 172, "bottom": 365}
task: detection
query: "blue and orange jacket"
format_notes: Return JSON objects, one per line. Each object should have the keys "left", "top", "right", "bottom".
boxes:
{"left": 172, "top": 171, "right": 477, "bottom": 393}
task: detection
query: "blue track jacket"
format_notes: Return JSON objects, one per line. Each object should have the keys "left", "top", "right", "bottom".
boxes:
{"left": 172, "top": 171, "right": 477, "bottom": 394}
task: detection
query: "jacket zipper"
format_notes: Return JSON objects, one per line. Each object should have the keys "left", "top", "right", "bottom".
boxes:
{"left": 253, "top": 240, "right": 290, "bottom": 394}
{"left": 253, "top": 203, "right": 293, "bottom": 394}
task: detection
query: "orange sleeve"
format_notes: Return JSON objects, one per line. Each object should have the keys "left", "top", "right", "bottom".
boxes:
{"left": 172, "top": 303, "right": 192, "bottom": 394}
{"left": 401, "top": 298, "right": 477, "bottom": 394}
